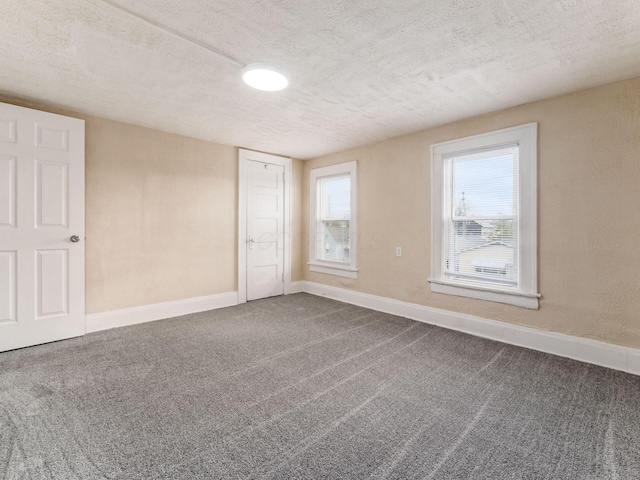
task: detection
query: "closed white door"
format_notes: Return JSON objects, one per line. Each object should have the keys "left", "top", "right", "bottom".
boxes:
{"left": 0, "top": 102, "right": 85, "bottom": 352}
{"left": 246, "top": 160, "right": 284, "bottom": 301}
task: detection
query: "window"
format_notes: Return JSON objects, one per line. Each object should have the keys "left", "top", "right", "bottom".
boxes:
{"left": 430, "top": 123, "right": 539, "bottom": 309}
{"left": 309, "top": 161, "right": 357, "bottom": 278}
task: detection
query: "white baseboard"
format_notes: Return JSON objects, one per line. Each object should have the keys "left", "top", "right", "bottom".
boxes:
{"left": 289, "top": 281, "right": 305, "bottom": 294}
{"left": 301, "top": 281, "right": 640, "bottom": 376}
{"left": 86, "top": 291, "right": 238, "bottom": 333}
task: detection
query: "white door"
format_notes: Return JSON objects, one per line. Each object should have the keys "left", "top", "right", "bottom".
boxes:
{"left": 0, "top": 102, "right": 85, "bottom": 352}
{"left": 246, "top": 160, "right": 285, "bottom": 301}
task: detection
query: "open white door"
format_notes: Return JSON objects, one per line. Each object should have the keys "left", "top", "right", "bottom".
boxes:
{"left": 0, "top": 102, "right": 85, "bottom": 352}
{"left": 238, "top": 149, "right": 291, "bottom": 303}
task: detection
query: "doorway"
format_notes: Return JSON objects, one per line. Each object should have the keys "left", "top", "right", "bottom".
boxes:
{"left": 238, "top": 149, "right": 292, "bottom": 302}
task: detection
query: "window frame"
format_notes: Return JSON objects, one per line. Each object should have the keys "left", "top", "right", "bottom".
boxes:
{"left": 430, "top": 123, "right": 540, "bottom": 309}
{"left": 308, "top": 161, "right": 358, "bottom": 278}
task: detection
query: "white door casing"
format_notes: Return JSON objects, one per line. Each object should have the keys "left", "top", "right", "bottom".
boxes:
{"left": 0, "top": 102, "right": 85, "bottom": 352}
{"left": 238, "top": 149, "right": 292, "bottom": 303}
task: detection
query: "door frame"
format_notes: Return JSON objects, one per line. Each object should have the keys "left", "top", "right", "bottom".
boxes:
{"left": 238, "top": 148, "right": 292, "bottom": 303}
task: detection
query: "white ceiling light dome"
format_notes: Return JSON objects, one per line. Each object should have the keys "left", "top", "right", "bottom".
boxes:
{"left": 242, "top": 63, "right": 289, "bottom": 91}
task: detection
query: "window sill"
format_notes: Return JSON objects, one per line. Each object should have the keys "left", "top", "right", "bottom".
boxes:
{"left": 429, "top": 279, "right": 540, "bottom": 310}
{"left": 308, "top": 262, "right": 358, "bottom": 279}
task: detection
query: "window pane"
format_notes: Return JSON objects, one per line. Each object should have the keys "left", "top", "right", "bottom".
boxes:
{"left": 446, "top": 146, "right": 518, "bottom": 285}
{"left": 452, "top": 147, "right": 516, "bottom": 217}
{"left": 318, "top": 219, "right": 350, "bottom": 262}
{"left": 320, "top": 175, "right": 350, "bottom": 220}
{"left": 452, "top": 218, "right": 516, "bottom": 282}
{"left": 317, "top": 175, "right": 350, "bottom": 262}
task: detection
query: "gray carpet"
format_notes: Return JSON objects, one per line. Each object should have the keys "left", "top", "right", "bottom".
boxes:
{"left": 1, "top": 293, "right": 639, "bottom": 479}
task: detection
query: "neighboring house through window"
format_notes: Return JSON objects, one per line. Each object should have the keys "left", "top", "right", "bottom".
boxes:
{"left": 430, "top": 123, "right": 540, "bottom": 309}
{"left": 309, "top": 161, "right": 357, "bottom": 278}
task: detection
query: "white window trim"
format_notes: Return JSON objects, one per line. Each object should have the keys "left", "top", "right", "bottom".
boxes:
{"left": 309, "top": 161, "right": 358, "bottom": 279}
{"left": 430, "top": 123, "right": 540, "bottom": 309}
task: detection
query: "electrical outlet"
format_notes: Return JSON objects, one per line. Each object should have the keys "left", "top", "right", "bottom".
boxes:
{"left": 396, "top": 247, "right": 402, "bottom": 257}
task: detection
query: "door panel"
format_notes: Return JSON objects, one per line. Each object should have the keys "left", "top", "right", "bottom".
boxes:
{"left": 36, "top": 160, "right": 69, "bottom": 227}
{"left": 0, "top": 155, "right": 16, "bottom": 226}
{"left": 0, "top": 119, "right": 16, "bottom": 143}
{"left": 246, "top": 160, "right": 284, "bottom": 301}
{"left": 36, "top": 249, "right": 69, "bottom": 318}
{"left": 0, "top": 251, "right": 16, "bottom": 323}
{"left": 0, "top": 102, "right": 84, "bottom": 352}
{"left": 35, "top": 124, "right": 69, "bottom": 150}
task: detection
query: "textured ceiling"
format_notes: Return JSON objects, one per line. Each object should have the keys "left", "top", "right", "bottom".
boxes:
{"left": 1, "top": 0, "right": 640, "bottom": 159}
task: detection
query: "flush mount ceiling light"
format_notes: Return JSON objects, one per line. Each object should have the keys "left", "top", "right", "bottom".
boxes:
{"left": 95, "top": 0, "right": 289, "bottom": 92}
{"left": 242, "top": 64, "right": 289, "bottom": 92}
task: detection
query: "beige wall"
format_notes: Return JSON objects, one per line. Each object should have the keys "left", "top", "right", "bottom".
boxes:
{"left": 303, "top": 76, "right": 640, "bottom": 349}
{"left": 1, "top": 96, "right": 242, "bottom": 314}
{"left": 1, "top": 95, "right": 305, "bottom": 314}
{"left": 84, "top": 118, "right": 237, "bottom": 313}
